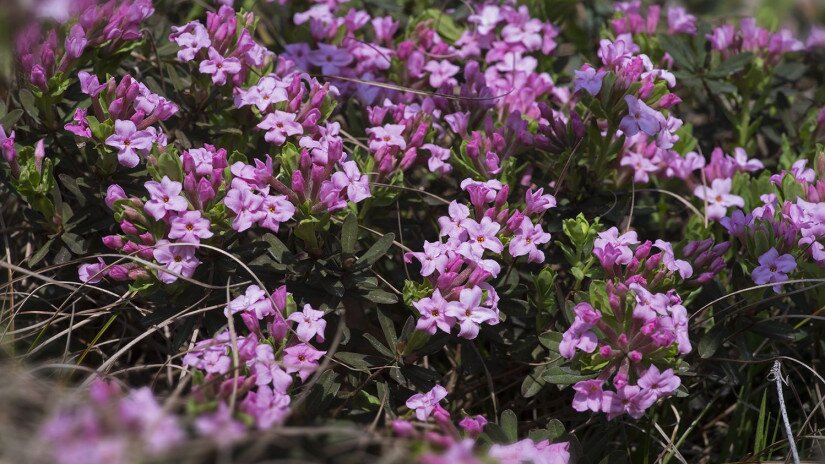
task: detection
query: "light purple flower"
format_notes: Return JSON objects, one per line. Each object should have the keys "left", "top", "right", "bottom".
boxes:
{"left": 572, "top": 379, "right": 604, "bottom": 412}
{"left": 257, "top": 194, "right": 295, "bottom": 232}
{"left": 106, "top": 120, "right": 154, "bottom": 168}
{"left": 366, "top": 124, "right": 406, "bottom": 152}
{"left": 693, "top": 178, "right": 745, "bottom": 220}
{"left": 168, "top": 210, "right": 213, "bottom": 243}
{"left": 509, "top": 221, "right": 551, "bottom": 263}
{"left": 78, "top": 258, "right": 107, "bottom": 284}
{"left": 653, "top": 240, "right": 693, "bottom": 279}
{"left": 459, "top": 216, "right": 503, "bottom": 258}
{"left": 619, "top": 95, "right": 662, "bottom": 137}
{"left": 405, "top": 385, "right": 448, "bottom": 421}
{"left": 423, "top": 59, "right": 460, "bottom": 88}
{"left": 199, "top": 47, "right": 242, "bottom": 85}
{"left": 241, "top": 385, "right": 291, "bottom": 429}
{"left": 637, "top": 365, "right": 681, "bottom": 398}
{"left": 224, "top": 186, "right": 265, "bottom": 232}
{"left": 411, "top": 241, "right": 449, "bottom": 277}
{"left": 153, "top": 240, "right": 200, "bottom": 284}
{"left": 602, "top": 385, "right": 656, "bottom": 420}
{"left": 331, "top": 161, "right": 371, "bottom": 203}
{"left": 413, "top": 289, "right": 457, "bottom": 335}
{"left": 258, "top": 111, "right": 304, "bottom": 145}
{"left": 438, "top": 201, "right": 470, "bottom": 239}
{"left": 445, "top": 286, "right": 499, "bottom": 339}
{"left": 193, "top": 403, "right": 246, "bottom": 447}
{"left": 170, "top": 21, "right": 210, "bottom": 62}
{"left": 574, "top": 66, "right": 606, "bottom": 96}
{"left": 225, "top": 285, "right": 274, "bottom": 319}
{"left": 752, "top": 248, "right": 796, "bottom": 292}
{"left": 283, "top": 343, "right": 326, "bottom": 382}
{"left": 144, "top": 176, "right": 188, "bottom": 221}
{"left": 308, "top": 44, "right": 353, "bottom": 75}
{"left": 287, "top": 304, "right": 327, "bottom": 343}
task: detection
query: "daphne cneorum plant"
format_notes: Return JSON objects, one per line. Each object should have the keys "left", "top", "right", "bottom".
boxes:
{"left": 3, "top": 0, "right": 825, "bottom": 463}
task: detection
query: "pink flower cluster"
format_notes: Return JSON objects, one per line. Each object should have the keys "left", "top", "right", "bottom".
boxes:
{"left": 170, "top": 5, "right": 273, "bottom": 86}
{"left": 68, "top": 72, "right": 178, "bottom": 168}
{"left": 561, "top": 227, "right": 727, "bottom": 419}
{"left": 396, "top": 385, "right": 570, "bottom": 464}
{"left": 16, "top": 0, "right": 154, "bottom": 89}
{"left": 183, "top": 284, "right": 327, "bottom": 430}
{"left": 719, "top": 159, "right": 825, "bottom": 291}
{"left": 407, "top": 179, "right": 555, "bottom": 339}
{"left": 40, "top": 378, "right": 184, "bottom": 464}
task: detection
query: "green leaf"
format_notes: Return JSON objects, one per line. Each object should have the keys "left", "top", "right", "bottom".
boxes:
{"left": 19, "top": 89, "right": 39, "bottom": 119}
{"left": 658, "top": 34, "right": 696, "bottom": 71}
{"left": 61, "top": 232, "right": 87, "bottom": 255}
{"left": 521, "top": 365, "right": 548, "bottom": 398}
{"left": 708, "top": 52, "right": 753, "bottom": 78}
{"left": 542, "top": 366, "right": 597, "bottom": 386}
{"left": 500, "top": 410, "right": 518, "bottom": 442}
{"left": 698, "top": 323, "right": 726, "bottom": 358}
{"left": 341, "top": 212, "right": 358, "bottom": 256}
{"left": 418, "top": 9, "right": 464, "bottom": 43}
{"left": 355, "top": 232, "right": 395, "bottom": 270}
{"left": 377, "top": 308, "right": 398, "bottom": 350}
{"left": 363, "top": 289, "right": 398, "bottom": 304}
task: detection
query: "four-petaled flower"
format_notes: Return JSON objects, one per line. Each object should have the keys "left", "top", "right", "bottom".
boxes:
{"left": 752, "top": 248, "right": 796, "bottom": 292}
{"left": 106, "top": 120, "right": 154, "bottom": 168}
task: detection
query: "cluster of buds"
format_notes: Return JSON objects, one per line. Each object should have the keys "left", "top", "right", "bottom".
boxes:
{"left": 184, "top": 284, "right": 327, "bottom": 430}
{"left": 406, "top": 179, "right": 556, "bottom": 339}
{"left": 69, "top": 72, "right": 178, "bottom": 168}
{"left": 366, "top": 100, "right": 434, "bottom": 178}
{"left": 16, "top": 0, "right": 154, "bottom": 90}
{"left": 392, "top": 385, "right": 570, "bottom": 463}
{"left": 40, "top": 378, "right": 183, "bottom": 464}
{"left": 169, "top": 5, "right": 273, "bottom": 87}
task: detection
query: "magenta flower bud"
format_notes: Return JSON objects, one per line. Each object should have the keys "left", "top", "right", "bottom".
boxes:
{"left": 710, "top": 256, "right": 726, "bottom": 273}
{"left": 108, "top": 98, "right": 124, "bottom": 118}
{"left": 108, "top": 265, "right": 130, "bottom": 281}
{"left": 399, "top": 147, "right": 418, "bottom": 170}
{"left": 695, "top": 272, "right": 715, "bottom": 284}
{"left": 102, "top": 235, "right": 125, "bottom": 249}
{"left": 197, "top": 177, "right": 216, "bottom": 204}
{"left": 126, "top": 266, "right": 147, "bottom": 281}
{"left": 30, "top": 65, "right": 47, "bottom": 89}
{"left": 64, "top": 24, "right": 87, "bottom": 60}
{"left": 105, "top": 184, "right": 127, "bottom": 209}
{"left": 33, "top": 139, "right": 45, "bottom": 173}
{"left": 433, "top": 404, "right": 451, "bottom": 427}
{"left": 423, "top": 431, "right": 453, "bottom": 448}
{"left": 40, "top": 43, "right": 55, "bottom": 70}
{"left": 391, "top": 419, "right": 415, "bottom": 437}
{"left": 493, "top": 184, "right": 509, "bottom": 208}
{"left": 506, "top": 210, "right": 525, "bottom": 232}
{"left": 817, "top": 107, "right": 825, "bottom": 128}
{"left": 458, "top": 415, "right": 487, "bottom": 438}
{"left": 115, "top": 75, "right": 132, "bottom": 97}
{"left": 658, "top": 93, "right": 682, "bottom": 109}
{"left": 628, "top": 351, "right": 642, "bottom": 363}
{"left": 495, "top": 208, "right": 509, "bottom": 225}
{"left": 137, "top": 245, "right": 155, "bottom": 260}
{"left": 183, "top": 172, "right": 197, "bottom": 195}
{"left": 617, "top": 333, "right": 629, "bottom": 346}
{"left": 599, "top": 345, "right": 613, "bottom": 358}
{"left": 120, "top": 220, "right": 140, "bottom": 236}
{"left": 241, "top": 312, "right": 264, "bottom": 339}
{"left": 291, "top": 170, "right": 305, "bottom": 195}
{"left": 301, "top": 108, "right": 321, "bottom": 129}
{"left": 122, "top": 241, "right": 141, "bottom": 254}
{"left": 645, "top": 253, "right": 662, "bottom": 270}
{"left": 409, "top": 123, "right": 428, "bottom": 147}
{"left": 138, "top": 232, "right": 155, "bottom": 245}
{"left": 268, "top": 315, "right": 288, "bottom": 341}
{"left": 638, "top": 79, "right": 655, "bottom": 100}
{"left": 613, "top": 372, "right": 629, "bottom": 389}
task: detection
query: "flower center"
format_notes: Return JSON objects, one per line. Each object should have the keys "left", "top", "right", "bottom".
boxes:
{"left": 430, "top": 309, "right": 439, "bottom": 317}
{"left": 174, "top": 255, "right": 183, "bottom": 262}
{"left": 163, "top": 196, "right": 170, "bottom": 203}
{"left": 186, "top": 224, "right": 194, "bottom": 231}
{"left": 477, "top": 236, "right": 485, "bottom": 243}
{"left": 298, "top": 354, "right": 306, "bottom": 361}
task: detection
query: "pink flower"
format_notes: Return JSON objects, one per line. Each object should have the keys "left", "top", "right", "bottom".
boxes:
{"left": 752, "top": 248, "right": 796, "bottom": 292}
{"left": 248, "top": 344, "right": 293, "bottom": 392}
{"left": 283, "top": 343, "right": 326, "bottom": 382}
{"left": 509, "top": 221, "right": 551, "bottom": 263}
{"left": 524, "top": 188, "right": 556, "bottom": 215}
{"left": 224, "top": 186, "right": 265, "bottom": 232}
{"left": 367, "top": 124, "right": 406, "bottom": 152}
{"left": 468, "top": 5, "right": 501, "bottom": 35}
{"left": 331, "top": 161, "right": 371, "bottom": 203}
{"left": 653, "top": 240, "right": 693, "bottom": 279}
{"left": 459, "top": 216, "right": 503, "bottom": 258}
{"left": 153, "top": 240, "right": 201, "bottom": 284}
{"left": 144, "top": 176, "right": 188, "bottom": 221}
{"left": 602, "top": 385, "right": 656, "bottom": 420}
{"left": 78, "top": 258, "right": 107, "bottom": 284}
{"left": 445, "top": 286, "right": 499, "bottom": 339}
{"left": 65, "top": 108, "right": 91, "bottom": 138}
{"left": 168, "top": 211, "right": 213, "bottom": 243}
{"left": 572, "top": 379, "right": 604, "bottom": 412}
{"left": 106, "top": 120, "right": 154, "bottom": 168}
{"left": 458, "top": 415, "right": 488, "bottom": 437}
{"left": 225, "top": 285, "right": 274, "bottom": 319}
{"left": 405, "top": 385, "right": 448, "bottom": 421}
{"left": 637, "top": 365, "right": 681, "bottom": 398}
{"left": 411, "top": 241, "right": 449, "bottom": 277}
{"left": 287, "top": 304, "right": 327, "bottom": 343}
{"left": 619, "top": 95, "right": 662, "bottom": 137}
{"left": 423, "top": 59, "right": 460, "bottom": 88}
{"left": 693, "top": 178, "right": 745, "bottom": 220}
{"left": 183, "top": 333, "right": 231, "bottom": 375}
{"left": 241, "top": 385, "right": 291, "bottom": 429}
{"left": 438, "top": 201, "right": 470, "bottom": 239}
{"left": 257, "top": 194, "right": 295, "bottom": 232}
{"left": 413, "top": 289, "right": 457, "bottom": 335}
{"left": 308, "top": 44, "right": 353, "bottom": 74}
{"left": 193, "top": 403, "right": 246, "bottom": 447}
{"left": 258, "top": 111, "right": 304, "bottom": 145}
{"left": 574, "top": 66, "right": 606, "bottom": 96}
{"left": 170, "top": 21, "right": 210, "bottom": 62}
{"left": 199, "top": 47, "right": 242, "bottom": 85}
{"left": 621, "top": 151, "right": 659, "bottom": 184}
